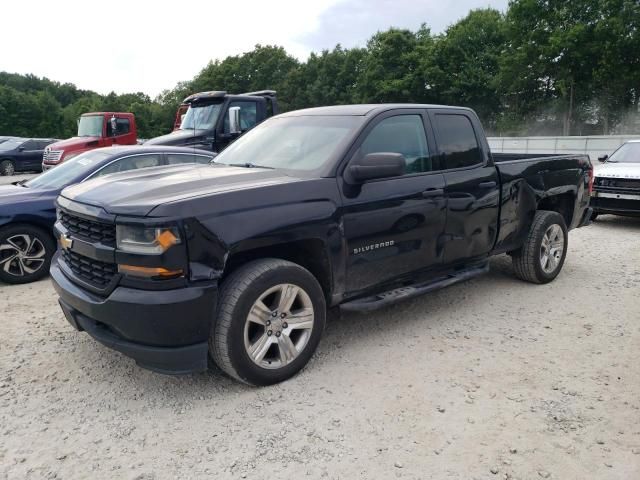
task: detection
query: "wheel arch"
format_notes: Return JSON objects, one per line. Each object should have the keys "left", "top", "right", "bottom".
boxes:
{"left": 222, "top": 239, "right": 333, "bottom": 301}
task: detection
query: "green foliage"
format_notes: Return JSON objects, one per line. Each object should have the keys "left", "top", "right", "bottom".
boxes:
{"left": 1, "top": 2, "right": 639, "bottom": 138}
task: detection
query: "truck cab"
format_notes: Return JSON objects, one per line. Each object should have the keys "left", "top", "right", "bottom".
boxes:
{"left": 146, "top": 90, "right": 278, "bottom": 152}
{"left": 42, "top": 112, "right": 137, "bottom": 170}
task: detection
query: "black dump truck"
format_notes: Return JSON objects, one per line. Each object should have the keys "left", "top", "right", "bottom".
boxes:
{"left": 51, "top": 104, "right": 593, "bottom": 385}
{"left": 145, "top": 90, "right": 278, "bottom": 152}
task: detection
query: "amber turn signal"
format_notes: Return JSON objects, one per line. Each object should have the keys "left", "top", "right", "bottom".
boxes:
{"left": 118, "top": 264, "right": 183, "bottom": 279}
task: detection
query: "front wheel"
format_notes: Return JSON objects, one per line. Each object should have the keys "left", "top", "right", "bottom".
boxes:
{"left": 0, "top": 159, "right": 15, "bottom": 176}
{"left": 0, "top": 224, "right": 55, "bottom": 284}
{"left": 511, "top": 210, "right": 568, "bottom": 284}
{"left": 210, "top": 259, "right": 326, "bottom": 386}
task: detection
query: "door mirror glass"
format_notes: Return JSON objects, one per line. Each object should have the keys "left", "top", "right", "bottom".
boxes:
{"left": 228, "top": 106, "right": 241, "bottom": 135}
{"left": 110, "top": 116, "right": 118, "bottom": 136}
{"left": 598, "top": 154, "right": 608, "bottom": 163}
{"left": 347, "top": 152, "right": 406, "bottom": 183}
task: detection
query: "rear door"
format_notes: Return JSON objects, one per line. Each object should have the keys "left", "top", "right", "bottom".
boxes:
{"left": 429, "top": 109, "right": 500, "bottom": 264}
{"left": 340, "top": 110, "right": 447, "bottom": 293}
{"left": 20, "top": 140, "right": 43, "bottom": 170}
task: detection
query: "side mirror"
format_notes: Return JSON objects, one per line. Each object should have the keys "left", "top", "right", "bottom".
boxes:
{"left": 228, "top": 106, "right": 241, "bottom": 135}
{"left": 346, "top": 152, "right": 405, "bottom": 183}
{"left": 598, "top": 154, "right": 608, "bottom": 163}
{"left": 18, "top": 146, "right": 25, "bottom": 152}
{"left": 110, "top": 115, "right": 118, "bottom": 136}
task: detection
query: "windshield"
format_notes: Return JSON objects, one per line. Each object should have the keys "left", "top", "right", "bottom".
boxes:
{"left": 77, "top": 115, "right": 104, "bottom": 137}
{"left": 179, "top": 103, "right": 223, "bottom": 131}
{"left": 0, "top": 138, "right": 24, "bottom": 151}
{"left": 215, "top": 116, "right": 361, "bottom": 171}
{"left": 607, "top": 142, "right": 640, "bottom": 164}
{"left": 25, "top": 150, "right": 111, "bottom": 189}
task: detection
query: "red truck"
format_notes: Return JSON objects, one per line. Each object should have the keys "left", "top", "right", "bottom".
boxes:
{"left": 42, "top": 112, "right": 137, "bottom": 170}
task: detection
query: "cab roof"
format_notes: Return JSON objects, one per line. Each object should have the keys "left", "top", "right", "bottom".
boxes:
{"left": 278, "top": 104, "right": 474, "bottom": 117}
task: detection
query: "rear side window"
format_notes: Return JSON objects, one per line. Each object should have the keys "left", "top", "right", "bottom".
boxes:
{"left": 166, "top": 153, "right": 213, "bottom": 165}
{"left": 95, "top": 154, "right": 162, "bottom": 176}
{"left": 360, "top": 115, "right": 432, "bottom": 174}
{"left": 434, "top": 114, "right": 482, "bottom": 169}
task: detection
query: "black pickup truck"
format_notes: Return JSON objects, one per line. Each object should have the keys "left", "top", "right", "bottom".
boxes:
{"left": 50, "top": 104, "right": 593, "bottom": 385}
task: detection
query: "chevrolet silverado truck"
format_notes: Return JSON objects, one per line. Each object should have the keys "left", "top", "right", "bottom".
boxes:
{"left": 591, "top": 140, "right": 640, "bottom": 219}
{"left": 50, "top": 104, "right": 593, "bottom": 385}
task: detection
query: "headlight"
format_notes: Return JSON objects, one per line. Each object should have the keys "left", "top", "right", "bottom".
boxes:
{"left": 116, "top": 224, "right": 181, "bottom": 254}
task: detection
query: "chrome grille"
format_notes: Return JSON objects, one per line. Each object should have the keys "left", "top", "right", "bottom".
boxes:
{"left": 43, "top": 149, "right": 63, "bottom": 163}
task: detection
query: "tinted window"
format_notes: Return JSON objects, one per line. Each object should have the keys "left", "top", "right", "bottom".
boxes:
{"left": 224, "top": 101, "right": 258, "bottom": 133}
{"left": 106, "top": 118, "right": 130, "bottom": 137}
{"left": 166, "top": 153, "right": 213, "bottom": 165}
{"left": 434, "top": 114, "right": 482, "bottom": 169}
{"left": 22, "top": 140, "right": 39, "bottom": 150}
{"left": 94, "top": 154, "right": 162, "bottom": 176}
{"left": 360, "top": 115, "right": 432, "bottom": 174}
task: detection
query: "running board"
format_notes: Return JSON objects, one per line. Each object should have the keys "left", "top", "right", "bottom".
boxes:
{"left": 340, "top": 262, "right": 490, "bottom": 313}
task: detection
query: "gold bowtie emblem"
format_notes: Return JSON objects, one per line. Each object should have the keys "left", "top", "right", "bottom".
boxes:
{"left": 60, "top": 234, "right": 73, "bottom": 250}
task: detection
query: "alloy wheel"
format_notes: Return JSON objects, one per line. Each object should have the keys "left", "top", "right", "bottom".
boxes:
{"left": 0, "top": 234, "right": 47, "bottom": 277}
{"left": 243, "top": 283, "right": 315, "bottom": 369}
{"left": 540, "top": 224, "right": 565, "bottom": 274}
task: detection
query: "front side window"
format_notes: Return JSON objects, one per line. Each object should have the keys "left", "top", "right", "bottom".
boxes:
{"left": 223, "top": 101, "right": 259, "bottom": 133}
{"left": 360, "top": 115, "right": 432, "bottom": 174}
{"left": 107, "top": 118, "right": 131, "bottom": 137}
{"left": 21, "top": 140, "right": 38, "bottom": 150}
{"left": 77, "top": 116, "right": 104, "bottom": 137}
{"left": 179, "top": 103, "right": 223, "bottom": 131}
{"left": 94, "top": 154, "right": 162, "bottom": 176}
{"left": 434, "top": 114, "right": 482, "bottom": 169}
{"left": 166, "top": 153, "right": 213, "bottom": 165}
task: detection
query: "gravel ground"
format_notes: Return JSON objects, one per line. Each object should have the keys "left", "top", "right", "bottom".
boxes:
{"left": 1, "top": 215, "right": 639, "bottom": 480}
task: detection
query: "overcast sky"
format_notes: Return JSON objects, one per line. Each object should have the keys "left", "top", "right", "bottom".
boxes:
{"left": 1, "top": 0, "right": 508, "bottom": 98}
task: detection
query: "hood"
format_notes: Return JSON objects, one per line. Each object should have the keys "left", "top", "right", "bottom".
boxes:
{"left": 48, "top": 137, "right": 100, "bottom": 151}
{"left": 144, "top": 129, "right": 208, "bottom": 146}
{"left": 60, "top": 164, "right": 302, "bottom": 216}
{"left": 594, "top": 162, "right": 640, "bottom": 179}
{"left": 0, "top": 184, "right": 51, "bottom": 205}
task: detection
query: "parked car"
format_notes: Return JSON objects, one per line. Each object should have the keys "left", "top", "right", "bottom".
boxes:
{"left": 51, "top": 104, "right": 593, "bottom": 384}
{"left": 0, "top": 146, "right": 214, "bottom": 284}
{"left": 0, "top": 138, "right": 58, "bottom": 175}
{"left": 42, "top": 112, "right": 138, "bottom": 170}
{"left": 0, "top": 136, "right": 15, "bottom": 145}
{"left": 591, "top": 140, "right": 640, "bottom": 219}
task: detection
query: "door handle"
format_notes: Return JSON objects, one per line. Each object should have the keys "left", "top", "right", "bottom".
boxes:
{"left": 422, "top": 188, "right": 444, "bottom": 198}
{"left": 479, "top": 181, "right": 497, "bottom": 188}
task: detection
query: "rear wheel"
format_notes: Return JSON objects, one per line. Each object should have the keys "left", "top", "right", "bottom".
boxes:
{"left": 210, "top": 259, "right": 326, "bottom": 386}
{"left": 0, "top": 159, "right": 15, "bottom": 176}
{"left": 590, "top": 212, "right": 599, "bottom": 221}
{"left": 0, "top": 224, "right": 55, "bottom": 284}
{"left": 511, "top": 210, "right": 568, "bottom": 284}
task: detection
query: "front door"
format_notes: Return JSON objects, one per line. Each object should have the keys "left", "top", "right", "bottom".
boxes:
{"left": 340, "top": 111, "right": 447, "bottom": 294}
{"left": 216, "top": 100, "right": 260, "bottom": 152}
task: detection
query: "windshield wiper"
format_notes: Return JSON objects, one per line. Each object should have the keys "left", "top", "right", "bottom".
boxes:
{"left": 227, "top": 162, "right": 275, "bottom": 169}
{"left": 13, "top": 179, "right": 29, "bottom": 188}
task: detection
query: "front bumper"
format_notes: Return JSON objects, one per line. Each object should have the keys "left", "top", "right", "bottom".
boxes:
{"left": 591, "top": 190, "right": 640, "bottom": 216}
{"left": 50, "top": 252, "right": 218, "bottom": 374}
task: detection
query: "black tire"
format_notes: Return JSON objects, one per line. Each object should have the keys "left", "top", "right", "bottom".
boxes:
{"left": 511, "top": 210, "right": 568, "bottom": 284}
{"left": 0, "top": 159, "right": 15, "bottom": 176}
{"left": 210, "top": 258, "right": 326, "bottom": 386}
{"left": 0, "top": 224, "right": 55, "bottom": 284}
{"left": 590, "top": 212, "right": 598, "bottom": 221}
